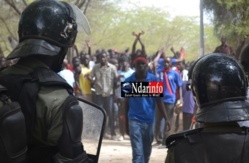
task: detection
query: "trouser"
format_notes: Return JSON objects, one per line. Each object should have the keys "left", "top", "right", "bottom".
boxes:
{"left": 95, "top": 95, "right": 116, "bottom": 136}
{"left": 155, "top": 103, "right": 175, "bottom": 145}
{"left": 118, "top": 99, "right": 126, "bottom": 137}
{"left": 129, "top": 120, "right": 154, "bottom": 163}
{"left": 183, "top": 112, "right": 194, "bottom": 130}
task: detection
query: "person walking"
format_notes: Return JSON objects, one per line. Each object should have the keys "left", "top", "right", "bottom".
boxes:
{"left": 124, "top": 54, "right": 170, "bottom": 163}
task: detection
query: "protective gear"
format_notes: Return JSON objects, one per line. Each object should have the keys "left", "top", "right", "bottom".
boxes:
{"left": 165, "top": 124, "right": 249, "bottom": 163}
{"left": 0, "top": 85, "right": 27, "bottom": 163}
{"left": 7, "top": 0, "right": 90, "bottom": 60}
{"left": 0, "top": 67, "right": 90, "bottom": 163}
{"left": 188, "top": 53, "right": 249, "bottom": 123}
{"left": 55, "top": 95, "right": 88, "bottom": 162}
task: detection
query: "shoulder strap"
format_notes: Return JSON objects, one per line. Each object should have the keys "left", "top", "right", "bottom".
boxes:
{"left": 32, "top": 67, "right": 73, "bottom": 94}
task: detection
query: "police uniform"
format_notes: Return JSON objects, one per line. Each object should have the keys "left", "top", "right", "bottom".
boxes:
{"left": 165, "top": 53, "right": 249, "bottom": 163}
{"left": 0, "top": 0, "right": 91, "bottom": 162}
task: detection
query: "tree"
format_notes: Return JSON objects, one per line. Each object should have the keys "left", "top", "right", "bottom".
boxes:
{"left": 0, "top": 0, "right": 92, "bottom": 56}
{"left": 202, "top": 0, "right": 249, "bottom": 59}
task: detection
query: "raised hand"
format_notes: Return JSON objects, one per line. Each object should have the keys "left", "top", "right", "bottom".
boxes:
{"left": 132, "top": 32, "right": 138, "bottom": 36}
{"left": 139, "top": 30, "right": 145, "bottom": 36}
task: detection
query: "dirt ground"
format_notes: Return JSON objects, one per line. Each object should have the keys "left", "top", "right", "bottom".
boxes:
{"left": 98, "top": 138, "right": 167, "bottom": 163}
{"left": 97, "top": 113, "right": 183, "bottom": 163}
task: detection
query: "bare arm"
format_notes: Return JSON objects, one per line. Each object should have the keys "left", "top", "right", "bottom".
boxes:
{"left": 86, "top": 40, "right": 91, "bottom": 56}
{"left": 170, "top": 47, "right": 176, "bottom": 56}
{"left": 137, "top": 31, "right": 146, "bottom": 55}
{"left": 153, "top": 48, "right": 164, "bottom": 65}
{"left": 131, "top": 32, "right": 139, "bottom": 55}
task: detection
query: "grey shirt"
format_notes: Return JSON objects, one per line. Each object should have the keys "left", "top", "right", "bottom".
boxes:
{"left": 91, "top": 62, "right": 118, "bottom": 97}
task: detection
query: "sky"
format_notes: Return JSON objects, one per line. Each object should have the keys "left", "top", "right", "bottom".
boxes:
{"left": 124, "top": 0, "right": 200, "bottom": 17}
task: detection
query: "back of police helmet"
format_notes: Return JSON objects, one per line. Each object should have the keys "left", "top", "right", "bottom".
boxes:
{"left": 7, "top": 0, "right": 90, "bottom": 59}
{"left": 189, "top": 53, "right": 249, "bottom": 123}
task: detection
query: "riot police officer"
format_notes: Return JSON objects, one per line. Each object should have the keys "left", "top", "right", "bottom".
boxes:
{"left": 0, "top": 0, "right": 91, "bottom": 162}
{"left": 165, "top": 53, "right": 249, "bottom": 163}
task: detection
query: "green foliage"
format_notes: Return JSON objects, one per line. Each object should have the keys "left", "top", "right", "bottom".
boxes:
{"left": 203, "top": 0, "right": 249, "bottom": 47}
{"left": 0, "top": 0, "right": 219, "bottom": 62}
{"left": 80, "top": 3, "right": 218, "bottom": 61}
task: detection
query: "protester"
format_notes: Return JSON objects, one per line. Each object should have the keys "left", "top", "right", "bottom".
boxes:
{"left": 89, "top": 51, "right": 121, "bottom": 139}
{"left": 124, "top": 54, "right": 170, "bottom": 163}
{"left": 214, "top": 36, "right": 235, "bottom": 56}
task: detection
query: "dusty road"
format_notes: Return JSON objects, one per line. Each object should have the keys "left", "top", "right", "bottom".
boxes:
{"left": 98, "top": 139, "right": 167, "bottom": 163}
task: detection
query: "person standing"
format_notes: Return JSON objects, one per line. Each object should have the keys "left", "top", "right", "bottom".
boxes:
{"left": 0, "top": 0, "right": 91, "bottom": 162}
{"left": 58, "top": 59, "right": 75, "bottom": 88}
{"left": 155, "top": 57, "right": 182, "bottom": 147}
{"left": 214, "top": 36, "right": 235, "bottom": 56}
{"left": 79, "top": 52, "right": 93, "bottom": 102}
{"left": 124, "top": 55, "right": 170, "bottom": 163}
{"left": 89, "top": 51, "right": 120, "bottom": 139}
{"left": 117, "top": 55, "right": 134, "bottom": 141}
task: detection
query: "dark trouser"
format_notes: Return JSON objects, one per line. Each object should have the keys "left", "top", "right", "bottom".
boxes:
{"left": 118, "top": 99, "right": 126, "bottom": 137}
{"left": 155, "top": 103, "right": 175, "bottom": 145}
{"left": 183, "top": 112, "right": 193, "bottom": 131}
{"left": 95, "top": 95, "right": 116, "bottom": 136}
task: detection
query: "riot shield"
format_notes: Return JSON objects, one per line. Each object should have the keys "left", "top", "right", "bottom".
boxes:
{"left": 78, "top": 98, "right": 106, "bottom": 163}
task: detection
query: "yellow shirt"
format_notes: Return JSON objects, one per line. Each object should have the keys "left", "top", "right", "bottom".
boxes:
{"left": 79, "top": 65, "right": 92, "bottom": 95}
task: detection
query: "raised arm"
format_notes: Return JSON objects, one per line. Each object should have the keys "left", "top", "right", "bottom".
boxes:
{"left": 131, "top": 32, "right": 139, "bottom": 55}
{"left": 153, "top": 48, "right": 164, "bottom": 64}
{"left": 86, "top": 40, "right": 91, "bottom": 56}
{"left": 137, "top": 31, "right": 146, "bottom": 55}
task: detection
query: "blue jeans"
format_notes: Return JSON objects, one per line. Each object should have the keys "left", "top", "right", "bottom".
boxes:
{"left": 129, "top": 120, "right": 154, "bottom": 163}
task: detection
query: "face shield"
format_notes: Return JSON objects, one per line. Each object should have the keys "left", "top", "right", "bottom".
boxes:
{"left": 65, "top": 3, "right": 91, "bottom": 35}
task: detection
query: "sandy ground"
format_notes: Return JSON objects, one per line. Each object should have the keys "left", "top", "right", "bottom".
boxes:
{"left": 98, "top": 138, "right": 167, "bottom": 163}
{"left": 96, "top": 113, "right": 183, "bottom": 163}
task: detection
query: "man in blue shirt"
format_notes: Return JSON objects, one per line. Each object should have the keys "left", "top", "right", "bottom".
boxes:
{"left": 124, "top": 55, "right": 170, "bottom": 163}
{"left": 155, "top": 57, "right": 182, "bottom": 147}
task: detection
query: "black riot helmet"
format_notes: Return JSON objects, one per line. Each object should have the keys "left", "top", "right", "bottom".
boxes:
{"left": 7, "top": 0, "right": 90, "bottom": 60}
{"left": 189, "top": 53, "right": 249, "bottom": 123}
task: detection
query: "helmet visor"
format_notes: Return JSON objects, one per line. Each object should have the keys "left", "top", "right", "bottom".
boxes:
{"left": 68, "top": 3, "right": 91, "bottom": 35}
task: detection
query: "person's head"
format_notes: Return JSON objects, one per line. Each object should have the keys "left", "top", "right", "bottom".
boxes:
{"left": 240, "top": 44, "right": 249, "bottom": 76}
{"left": 188, "top": 53, "right": 249, "bottom": 123}
{"left": 164, "top": 57, "right": 171, "bottom": 70}
{"left": 81, "top": 54, "right": 90, "bottom": 67}
{"left": 136, "top": 49, "right": 142, "bottom": 56}
{"left": 72, "top": 57, "right": 81, "bottom": 68}
{"left": 99, "top": 51, "right": 108, "bottom": 65}
{"left": 119, "top": 55, "right": 130, "bottom": 71}
{"left": 133, "top": 55, "right": 148, "bottom": 74}
{"left": 109, "top": 58, "right": 118, "bottom": 69}
{"left": 221, "top": 36, "right": 227, "bottom": 44}
{"left": 176, "top": 61, "right": 184, "bottom": 72}
{"left": 7, "top": 0, "right": 90, "bottom": 72}
{"left": 107, "top": 49, "right": 115, "bottom": 58}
